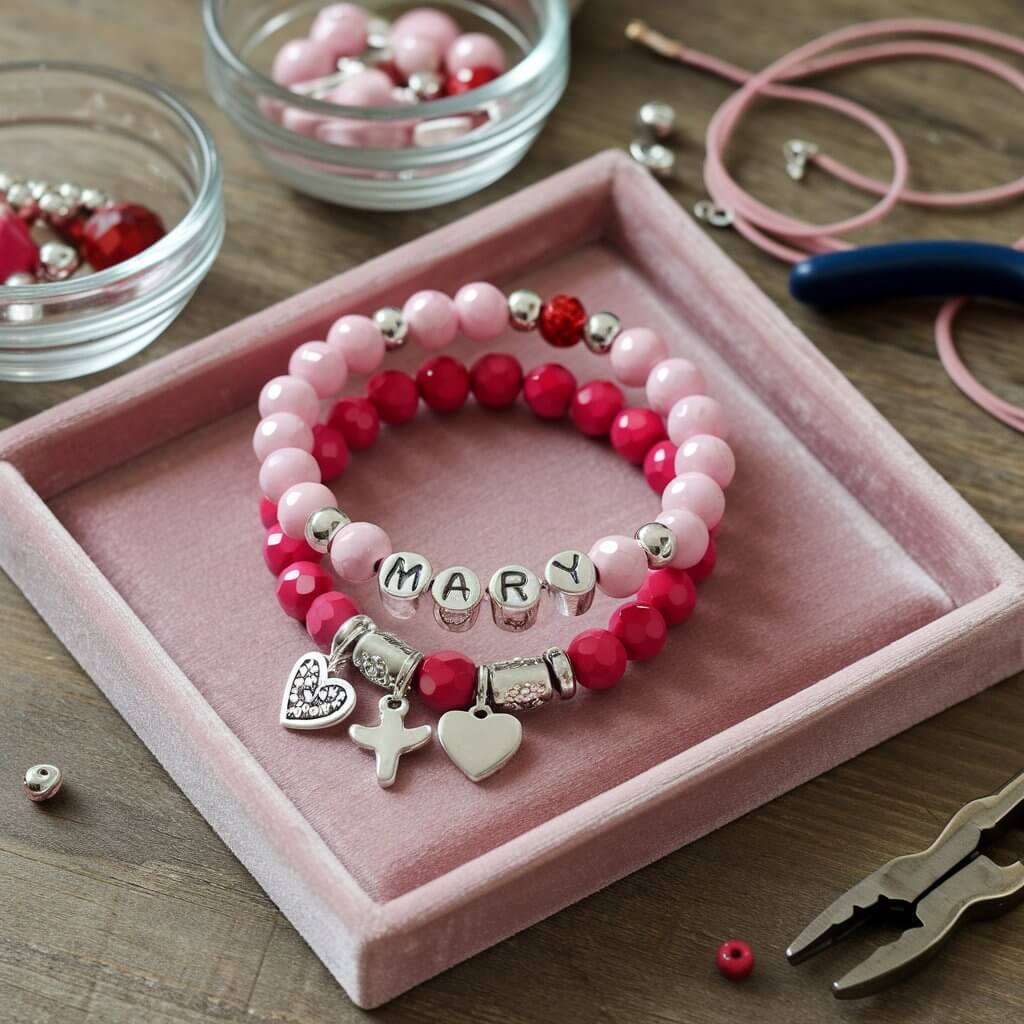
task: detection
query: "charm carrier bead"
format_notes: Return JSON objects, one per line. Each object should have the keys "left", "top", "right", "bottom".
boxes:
{"left": 544, "top": 549, "right": 597, "bottom": 617}
{"left": 488, "top": 564, "right": 542, "bottom": 632}
{"left": 486, "top": 656, "right": 556, "bottom": 712}
{"left": 304, "top": 506, "right": 352, "bottom": 553}
{"left": 431, "top": 565, "right": 483, "bottom": 632}
{"left": 377, "top": 550, "right": 433, "bottom": 619}
{"left": 635, "top": 521, "right": 677, "bottom": 568}
{"left": 351, "top": 628, "right": 424, "bottom": 697}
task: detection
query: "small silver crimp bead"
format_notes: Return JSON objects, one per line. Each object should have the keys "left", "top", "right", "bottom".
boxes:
{"left": 507, "top": 288, "right": 542, "bottom": 332}
{"left": 582, "top": 311, "right": 621, "bottom": 354}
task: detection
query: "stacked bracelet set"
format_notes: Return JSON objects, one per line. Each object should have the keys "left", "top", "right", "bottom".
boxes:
{"left": 254, "top": 282, "right": 734, "bottom": 786}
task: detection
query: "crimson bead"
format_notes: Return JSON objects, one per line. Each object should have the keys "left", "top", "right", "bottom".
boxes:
{"left": 610, "top": 407, "right": 667, "bottom": 465}
{"left": 312, "top": 423, "right": 350, "bottom": 481}
{"left": 57, "top": 212, "right": 89, "bottom": 247}
{"left": 608, "top": 602, "right": 667, "bottom": 661}
{"left": 445, "top": 65, "right": 501, "bottom": 95}
{"left": 688, "top": 536, "right": 717, "bottom": 583}
{"left": 259, "top": 496, "right": 278, "bottom": 529}
{"left": 637, "top": 568, "right": 697, "bottom": 626}
{"left": 470, "top": 352, "right": 523, "bottom": 408}
{"left": 367, "top": 369, "right": 419, "bottom": 425}
{"left": 418, "top": 650, "right": 476, "bottom": 712}
{"left": 523, "top": 362, "right": 577, "bottom": 419}
{"left": 567, "top": 628, "right": 628, "bottom": 690}
{"left": 538, "top": 294, "right": 586, "bottom": 348}
{"left": 276, "top": 560, "right": 333, "bottom": 620}
{"left": 416, "top": 355, "right": 470, "bottom": 413}
{"left": 305, "top": 590, "right": 361, "bottom": 648}
{"left": 329, "top": 396, "right": 380, "bottom": 450}
{"left": 571, "top": 379, "right": 624, "bottom": 437}
{"left": 0, "top": 207, "right": 38, "bottom": 279}
{"left": 264, "top": 522, "right": 322, "bottom": 575}
{"left": 716, "top": 939, "right": 754, "bottom": 981}
{"left": 643, "top": 439, "right": 678, "bottom": 494}
{"left": 81, "top": 202, "right": 166, "bottom": 270}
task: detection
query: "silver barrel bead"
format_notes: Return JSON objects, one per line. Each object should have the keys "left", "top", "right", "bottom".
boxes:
{"left": 431, "top": 565, "right": 483, "bottom": 632}
{"left": 488, "top": 565, "right": 542, "bottom": 632}
{"left": 486, "top": 656, "right": 555, "bottom": 712}
{"left": 352, "top": 629, "right": 423, "bottom": 697}
{"left": 543, "top": 647, "right": 577, "bottom": 701}
{"left": 377, "top": 550, "right": 433, "bottom": 619}
{"left": 543, "top": 550, "right": 597, "bottom": 617}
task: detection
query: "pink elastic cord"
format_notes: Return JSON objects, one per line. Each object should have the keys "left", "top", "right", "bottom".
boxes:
{"left": 630, "top": 17, "right": 1024, "bottom": 432}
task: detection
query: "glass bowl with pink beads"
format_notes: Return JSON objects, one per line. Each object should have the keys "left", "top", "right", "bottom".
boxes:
{"left": 202, "top": 1, "right": 569, "bottom": 210}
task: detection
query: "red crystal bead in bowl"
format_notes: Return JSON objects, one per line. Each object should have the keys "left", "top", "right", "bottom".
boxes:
{"left": 81, "top": 202, "right": 166, "bottom": 271}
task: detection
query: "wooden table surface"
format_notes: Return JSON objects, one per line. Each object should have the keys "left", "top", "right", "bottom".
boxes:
{"left": 2, "top": 2, "right": 1023, "bottom": 1022}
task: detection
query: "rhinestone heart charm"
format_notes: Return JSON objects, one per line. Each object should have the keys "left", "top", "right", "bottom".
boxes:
{"left": 279, "top": 651, "right": 356, "bottom": 731}
{"left": 437, "top": 705, "right": 522, "bottom": 782}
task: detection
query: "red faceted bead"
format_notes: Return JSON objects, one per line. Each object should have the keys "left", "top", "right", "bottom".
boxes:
{"left": 716, "top": 939, "right": 754, "bottom": 981}
{"left": 610, "top": 407, "right": 667, "bottom": 465}
{"left": 523, "top": 362, "right": 577, "bottom": 420}
{"left": 264, "top": 523, "right": 322, "bottom": 575}
{"left": 538, "top": 293, "right": 586, "bottom": 348}
{"left": 259, "top": 496, "right": 279, "bottom": 529}
{"left": 0, "top": 207, "right": 38, "bottom": 279}
{"left": 311, "top": 423, "right": 350, "bottom": 482}
{"left": 57, "top": 211, "right": 89, "bottom": 247}
{"left": 570, "top": 379, "right": 624, "bottom": 437}
{"left": 608, "top": 602, "right": 668, "bottom": 661}
{"left": 567, "top": 628, "right": 628, "bottom": 690}
{"left": 367, "top": 369, "right": 419, "bottom": 425}
{"left": 81, "top": 202, "right": 166, "bottom": 270}
{"left": 328, "top": 396, "right": 380, "bottom": 450}
{"left": 305, "top": 590, "right": 360, "bottom": 648}
{"left": 445, "top": 65, "right": 501, "bottom": 95}
{"left": 416, "top": 355, "right": 470, "bottom": 413}
{"left": 688, "top": 536, "right": 717, "bottom": 583}
{"left": 643, "top": 439, "right": 678, "bottom": 494}
{"left": 470, "top": 352, "right": 523, "bottom": 408}
{"left": 637, "top": 567, "right": 697, "bottom": 626}
{"left": 418, "top": 650, "right": 476, "bottom": 712}
{"left": 276, "top": 560, "right": 333, "bottom": 621}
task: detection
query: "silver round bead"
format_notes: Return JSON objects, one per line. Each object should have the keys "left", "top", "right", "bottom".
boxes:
{"left": 373, "top": 306, "right": 408, "bottom": 349}
{"left": 408, "top": 69, "right": 444, "bottom": 101}
{"left": 26, "top": 180, "right": 50, "bottom": 200}
{"left": 304, "top": 506, "right": 351, "bottom": 554}
{"left": 23, "top": 764, "right": 63, "bottom": 802}
{"left": 38, "top": 241, "right": 80, "bottom": 281}
{"left": 629, "top": 139, "right": 676, "bottom": 179}
{"left": 635, "top": 522, "right": 677, "bottom": 569}
{"left": 4, "top": 272, "right": 36, "bottom": 286}
{"left": 57, "top": 182, "right": 83, "bottom": 203}
{"left": 366, "top": 16, "right": 391, "bottom": 50}
{"left": 582, "top": 311, "right": 621, "bottom": 354}
{"left": 508, "top": 288, "right": 542, "bottom": 332}
{"left": 0, "top": 171, "right": 12, "bottom": 194}
{"left": 80, "top": 187, "right": 111, "bottom": 211}
{"left": 38, "top": 190, "right": 76, "bottom": 222}
{"left": 5, "top": 182, "right": 33, "bottom": 211}
{"left": 637, "top": 101, "right": 676, "bottom": 141}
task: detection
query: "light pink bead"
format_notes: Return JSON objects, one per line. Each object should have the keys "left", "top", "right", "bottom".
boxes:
{"left": 330, "top": 68, "right": 397, "bottom": 107}
{"left": 589, "top": 535, "right": 648, "bottom": 599}
{"left": 253, "top": 413, "right": 314, "bottom": 461}
{"left": 661, "top": 472, "right": 725, "bottom": 529}
{"left": 454, "top": 282, "right": 507, "bottom": 341}
{"left": 259, "top": 447, "right": 322, "bottom": 502}
{"left": 394, "top": 33, "right": 442, "bottom": 76}
{"left": 289, "top": 341, "right": 348, "bottom": 399}
{"left": 282, "top": 105, "right": 326, "bottom": 137}
{"left": 392, "top": 8, "right": 460, "bottom": 53}
{"left": 674, "top": 434, "right": 736, "bottom": 488}
{"left": 645, "top": 358, "right": 706, "bottom": 416}
{"left": 278, "top": 482, "right": 338, "bottom": 540}
{"left": 310, "top": 4, "right": 369, "bottom": 59}
{"left": 326, "top": 314, "right": 386, "bottom": 375}
{"left": 667, "top": 395, "right": 729, "bottom": 445}
{"left": 656, "top": 508, "right": 710, "bottom": 570}
{"left": 330, "top": 521, "right": 392, "bottom": 583}
{"left": 446, "top": 32, "right": 507, "bottom": 74}
{"left": 403, "top": 289, "right": 458, "bottom": 350}
{"left": 258, "top": 375, "right": 320, "bottom": 424}
{"left": 610, "top": 328, "right": 669, "bottom": 387}
{"left": 271, "top": 38, "right": 336, "bottom": 86}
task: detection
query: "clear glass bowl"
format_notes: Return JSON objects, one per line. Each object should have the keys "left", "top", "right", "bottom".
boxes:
{"left": 0, "top": 63, "right": 224, "bottom": 382}
{"left": 203, "top": 0, "right": 569, "bottom": 210}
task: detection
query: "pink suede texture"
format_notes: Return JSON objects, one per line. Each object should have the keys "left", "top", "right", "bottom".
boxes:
{"left": 1, "top": 152, "right": 1022, "bottom": 1008}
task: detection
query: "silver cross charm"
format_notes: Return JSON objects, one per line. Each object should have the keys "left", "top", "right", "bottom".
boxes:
{"left": 348, "top": 695, "right": 432, "bottom": 788}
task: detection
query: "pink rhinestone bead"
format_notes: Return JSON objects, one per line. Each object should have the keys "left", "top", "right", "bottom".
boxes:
{"left": 403, "top": 289, "right": 459, "bottom": 350}
{"left": 329, "top": 521, "right": 392, "bottom": 584}
{"left": 272, "top": 38, "right": 336, "bottom": 86}
{"left": 394, "top": 33, "right": 442, "bottom": 76}
{"left": 589, "top": 535, "right": 648, "bottom": 599}
{"left": 326, "top": 314, "right": 386, "bottom": 375}
{"left": 288, "top": 341, "right": 348, "bottom": 399}
{"left": 258, "top": 374, "right": 320, "bottom": 424}
{"left": 446, "top": 33, "right": 507, "bottom": 74}
{"left": 674, "top": 434, "right": 736, "bottom": 488}
{"left": 610, "top": 328, "right": 669, "bottom": 387}
{"left": 259, "top": 447, "right": 322, "bottom": 502}
{"left": 310, "top": 3, "right": 369, "bottom": 59}
{"left": 645, "top": 358, "right": 706, "bottom": 416}
{"left": 454, "top": 282, "right": 507, "bottom": 341}
{"left": 668, "top": 395, "right": 729, "bottom": 445}
{"left": 661, "top": 472, "right": 726, "bottom": 529}
{"left": 656, "top": 508, "right": 710, "bottom": 569}
{"left": 392, "top": 8, "right": 460, "bottom": 53}
{"left": 278, "top": 482, "right": 337, "bottom": 540}
{"left": 253, "top": 412, "right": 314, "bottom": 461}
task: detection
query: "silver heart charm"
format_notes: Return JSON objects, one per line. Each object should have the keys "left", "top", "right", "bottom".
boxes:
{"left": 280, "top": 651, "right": 356, "bottom": 731}
{"left": 438, "top": 705, "right": 522, "bottom": 782}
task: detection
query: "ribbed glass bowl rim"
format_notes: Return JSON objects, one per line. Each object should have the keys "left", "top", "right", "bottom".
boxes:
{"left": 0, "top": 61, "right": 222, "bottom": 305}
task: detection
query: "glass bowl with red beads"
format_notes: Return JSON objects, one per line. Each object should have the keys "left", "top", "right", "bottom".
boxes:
{"left": 202, "top": 0, "right": 569, "bottom": 210}
{"left": 0, "top": 62, "right": 224, "bottom": 382}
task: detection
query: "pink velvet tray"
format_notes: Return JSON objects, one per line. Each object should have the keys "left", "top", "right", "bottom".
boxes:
{"left": 2, "top": 151, "right": 1023, "bottom": 1008}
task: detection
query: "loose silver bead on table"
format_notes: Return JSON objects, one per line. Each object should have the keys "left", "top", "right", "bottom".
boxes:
{"left": 431, "top": 565, "right": 483, "bottom": 632}
{"left": 637, "top": 101, "right": 676, "bottom": 141}
{"left": 23, "top": 764, "right": 63, "bottom": 802}
{"left": 507, "top": 288, "right": 542, "bottom": 332}
{"left": 582, "top": 311, "right": 621, "bottom": 354}
{"left": 486, "top": 656, "right": 556, "bottom": 712}
{"left": 408, "top": 70, "right": 444, "bottom": 101}
{"left": 304, "top": 506, "right": 351, "bottom": 554}
{"left": 488, "top": 565, "right": 542, "bottom": 632}
{"left": 377, "top": 550, "right": 433, "bottom": 620}
{"left": 629, "top": 139, "right": 675, "bottom": 179}
{"left": 352, "top": 629, "right": 423, "bottom": 697}
{"left": 543, "top": 549, "right": 597, "bottom": 617}
{"left": 373, "top": 306, "right": 408, "bottom": 349}
{"left": 635, "top": 522, "right": 677, "bottom": 569}
{"left": 38, "top": 242, "right": 80, "bottom": 282}
{"left": 543, "top": 646, "right": 577, "bottom": 701}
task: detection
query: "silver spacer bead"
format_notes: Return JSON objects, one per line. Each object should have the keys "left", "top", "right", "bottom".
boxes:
{"left": 373, "top": 306, "right": 408, "bottom": 349}
{"left": 629, "top": 139, "right": 675, "bottom": 179}
{"left": 635, "top": 522, "right": 676, "bottom": 569}
{"left": 408, "top": 69, "right": 444, "bottom": 101}
{"left": 507, "top": 288, "right": 542, "bottom": 332}
{"left": 80, "top": 187, "right": 111, "bottom": 211}
{"left": 582, "top": 311, "right": 621, "bottom": 354}
{"left": 5, "top": 182, "right": 34, "bottom": 211}
{"left": 636, "top": 101, "right": 676, "bottom": 141}
{"left": 23, "top": 764, "right": 64, "bottom": 802}
{"left": 4, "top": 272, "right": 36, "bottom": 286}
{"left": 377, "top": 550, "right": 433, "bottom": 620}
{"left": 543, "top": 647, "right": 577, "bottom": 701}
{"left": 38, "top": 190, "right": 76, "bottom": 222}
{"left": 26, "top": 180, "right": 50, "bottom": 200}
{"left": 57, "top": 182, "right": 82, "bottom": 203}
{"left": 38, "top": 241, "right": 80, "bottom": 281}
{"left": 304, "top": 507, "right": 351, "bottom": 554}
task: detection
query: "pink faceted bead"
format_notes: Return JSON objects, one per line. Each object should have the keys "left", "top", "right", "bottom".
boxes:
{"left": 288, "top": 341, "right": 348, "bottom": 399}
{"left": 589, "top": 535, "right": 648, "bottom": 599}
{"left": 272, "top": 38, "right": 336, "bottom": 86}
{"left": 403, "top": 289, "right": 459, "bottom": 350}
{"left": 259, "top": 447, "right": 322, "bottom": 502}
{"left": 329, "top": 521, "right": 392, "bottom": 584}
{"left": 661, "top": 472, "right": 726, "bottom": 529}
{"left": 258, "top": 374, "right": 320, "bottom": 424}
{"left": 645, "top": 357, "right": 706, "bottom": 416}
{"left": 454, "top": 282, "right": 507, "bottom": 341}
{"left": 610, "top": 328, "right": 669, "bottom": 387}
{"left": 656, "top": 508, "right": 711, "bottom": 570}
{"left": 446, "top": 32, "right": 507, "bottom": 74}
{"left": 310, "top": 4, "right": 369, "bottom": 59}
{"left": 278, "top": 482, "right": 338, "bottom": 540}
{"left": 668, "top": 395, "right": 729, "bottom": 445}
{"left": 394, "top": 33, "right": 442, "bottom": 76}
{"left": 392, "top": 8, "right": 460, "bottom": 53}
{"left": 253, "top": 412, "right": 314, "bottom": 461}
{"left": 674, "top": 434, "right": 736, "bottom": 489}
{"left": 326, "top": 314, "right": 386, "bottom": 375}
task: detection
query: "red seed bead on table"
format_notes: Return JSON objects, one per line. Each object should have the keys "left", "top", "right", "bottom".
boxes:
{"left": 80, "top": 202, "right": 166, "bottom": 271}
{"left": 418, "top": 651, "right": 476, "bottom": 712}
{"left": 523, "top": 362, "right": 577, "bottom": 419}
{"left": 367, "top": 369, "right": 420, "bottom": 425}
{"left": 264, "top": 523, "right": 322, "bottom": 575}
{"left": 567, "top": 628, "right": 628, "bottom": 690}
{"left": 311, "top": 423, "right": 350, "bottom": 482}
{"left": 259, "top": 496, "right": 278, "bottom": 529}
{"left": 445, "top": 65, "right": 500, "bottom": 95}
{"left": 608, "top": 602, "right": 668, "bottom": 661}
{"left": 305, "top": 591, "right": 360, "bottom": 648}
{"left": 716, "top": 939, "right": 754, "bottom": 981}
{"left": 570, "top": 379, "right": 624, "bottom": 437}
{"left": 538, "top": 294, "right": 586, "bottom": 348}
{"left": 610, "top": 407, "right": 667, "bottom": 465}
{"left": 416, "top": 355, "right": 470, "bottom": 413}
{"left": 470, "top": 352, "right": 523, "bottom": 408}
{"left": 688, "top": 536, "right": 717, "bottom": 584}
{"left": 329, "top": 395, "right": 380, "bottom": 450}
{"left": 276, "top": 560, "right": 333, "bottom": 620}
{"left": 643, "top": 439, "right": 678, "bottom": 494}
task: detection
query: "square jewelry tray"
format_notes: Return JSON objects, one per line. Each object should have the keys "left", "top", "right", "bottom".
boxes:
{"left": 2, "top": 151, "right": 1022, "bottom": 1008}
